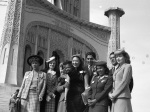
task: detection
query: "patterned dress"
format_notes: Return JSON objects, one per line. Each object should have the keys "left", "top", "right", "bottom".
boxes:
{"left": 45, "top": 70, "right": 58, "bottom": 112}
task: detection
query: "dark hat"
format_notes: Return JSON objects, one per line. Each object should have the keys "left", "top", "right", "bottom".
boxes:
{"left": 114, "top": 49, "right": 125, "bottom": 55}
{"left": 95, "top": 61, "right": 107, "bottom": 66}
{"left": 27, "top": 55, "right": 43, "bottom": 66}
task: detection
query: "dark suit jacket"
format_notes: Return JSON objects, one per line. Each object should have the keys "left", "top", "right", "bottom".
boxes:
{"left": 88, "top": 75, "right": 113, "bottom": 106}
{"left": 84, "top": 65, "right": 94, "bottom": 86}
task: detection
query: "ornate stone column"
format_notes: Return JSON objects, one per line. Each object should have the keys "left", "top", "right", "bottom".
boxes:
{"left": 105, "top": 7, "right": 125, "bottom": 53}
{"left": 0, "top": 0, "right": 24, "bottom": 85}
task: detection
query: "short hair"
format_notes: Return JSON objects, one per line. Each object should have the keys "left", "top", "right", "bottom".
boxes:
{"left": 86, "top": 52, "right": 96, "bottom": 59}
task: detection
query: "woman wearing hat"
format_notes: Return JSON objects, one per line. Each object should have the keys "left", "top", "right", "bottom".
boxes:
{"left": 17, "top": 55, "right": 46, "bottom": 112}
{"left": 66, "top": 54, "right": 86, "bottom": 112}
{"left": 109, "top": 49, "right": 133, "bottom": 112}
{"left": 87, "top": 61, "right": 113, "bottom": 112}
{"left": 44, "top": 56, "right": 59, "bottom": 112}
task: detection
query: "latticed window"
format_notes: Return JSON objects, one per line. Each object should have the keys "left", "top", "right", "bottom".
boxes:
{"left": 73, "top": 0, "right": 79, "bottom": 17}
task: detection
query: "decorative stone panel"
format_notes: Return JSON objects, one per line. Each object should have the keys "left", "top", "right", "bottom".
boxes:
{"left": 50, "top": 30, "right": 69, "bottom": 60}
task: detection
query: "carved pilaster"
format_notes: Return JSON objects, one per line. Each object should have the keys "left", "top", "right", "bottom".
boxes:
{"left": 0, "top": 0, "right": 17, "bottom": 48}
{"left": 105, "top": 7, "right": 125, "bottom": 67}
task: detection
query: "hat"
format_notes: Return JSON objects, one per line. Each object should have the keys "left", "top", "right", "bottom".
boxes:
{"left": 27, "top": 55, "right": 43, "bottom": 66}
{"left": 46, "top": 56, "right": 55, "bottom": 63}
{"left": 114, "top": 49, "right": 125, "bottom": 55}
{"left": 95, "top": 61, "right": 107, "bottom": 66}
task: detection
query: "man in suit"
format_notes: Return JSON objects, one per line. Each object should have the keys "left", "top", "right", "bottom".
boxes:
{"left": 84, "top": 52, "right": 96, "bottom": 88}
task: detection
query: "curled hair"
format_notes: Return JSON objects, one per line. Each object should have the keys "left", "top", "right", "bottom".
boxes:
{"left": 122, "top": 51, "right": 131, "bottom": 64}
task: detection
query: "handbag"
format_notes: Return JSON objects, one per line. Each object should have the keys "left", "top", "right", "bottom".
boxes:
{"left": 16, "top": 99, "right": 21, "bottom": 112}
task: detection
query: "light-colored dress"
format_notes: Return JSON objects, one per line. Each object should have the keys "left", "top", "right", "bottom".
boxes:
{"left": 111, "top": 63, "right": 133, "bottom": 112}
{"left": 45, "top": 70, "right": 58, "bottom": 112}
{"left": 17, "top": 71, "right": 46, "bottom": 112}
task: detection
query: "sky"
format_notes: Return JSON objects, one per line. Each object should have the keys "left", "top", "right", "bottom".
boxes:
{"left": 90, "top": 0, "right": 150, "bottom": 112}
{"left": 0, "top": 0, "right": 150, "bottom": 112}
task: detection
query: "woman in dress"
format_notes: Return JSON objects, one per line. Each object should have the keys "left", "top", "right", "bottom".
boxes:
{"left": 17, "top": 55, "right": 46, "bottom": 112}
{"left": 45, "top": 56, "right": 59, "bottom": 112}
{"left": 57, "top": 61, "right": 72, "bottom": 112}
{"left": 66, "top": 54, "right": 86, "bottom": 112}
{"left": 109, "top": 49, "right": 133, "bottom": 112}
{"left": 88, "top": 61, "right": 113, "bottom": 112}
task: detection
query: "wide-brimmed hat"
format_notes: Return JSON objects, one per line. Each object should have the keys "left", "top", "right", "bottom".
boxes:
{"left": 114, "top": 49, "right": 125, "bottom": 55}
{"left": 95, "top": 61, "right": 107, "bottom": 66}
{"left": 27, "top": 55, "right": 43, "bottom": 66}
{"left": 46, "top": 56, "right": 55, "bottom": 63}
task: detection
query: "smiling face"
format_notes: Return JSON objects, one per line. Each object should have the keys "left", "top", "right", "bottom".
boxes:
{"left": 109, "top": 54, "right": 117, "bottom": 66}
{"left": 96, "top": 65, "right": 105, "bottom": 76}
{"left": 72, "top": 57, "right": 81, "bottom": 68}
{"left": 116, "top": 53, "right": 125, "bottom": 65}
{"left": 49, "top": 60, "right": 56, "bottom": 70}
{"left": 64, "top": 64, "right": 72, "bottom": 74}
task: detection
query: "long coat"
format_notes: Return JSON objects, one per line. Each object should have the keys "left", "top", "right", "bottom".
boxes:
{"left": 88, "top": 75, "right": 113, "bottom": 112}
{"left": 111, "top": 63, "right": 133, "bottom": 112}
{"left": 17, "top": 71, "right": 46, "bottom": 112}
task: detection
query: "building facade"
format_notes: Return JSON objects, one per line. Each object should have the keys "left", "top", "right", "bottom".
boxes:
{"left": 0, "top": 0, "right": 124, "bottom": 111}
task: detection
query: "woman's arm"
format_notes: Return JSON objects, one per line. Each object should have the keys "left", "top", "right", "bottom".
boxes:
{"left": 17, "top": 72, "right": 29, "bottom": 98}
{"left": 39, "top": 72, "right": 47, "bottom": 99}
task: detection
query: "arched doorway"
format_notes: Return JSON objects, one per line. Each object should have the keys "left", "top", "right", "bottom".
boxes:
{"left": 53, "top": 49, "right": 65, "bottom": 63}
{"left": 23, "top": 45, "right": 32, "bottom": 76}
{"left": 37, "top": 50, "right": 45, "bottom": 69}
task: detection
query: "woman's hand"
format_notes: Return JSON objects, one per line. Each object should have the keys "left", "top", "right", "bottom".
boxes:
{"left": 109, "top": 93, "right": 115, "bottom": 102}
{"left": 88, "top": 99, "right": 97, "bottom": 106}
{"left": 46, "top": 95, "right": 51, "bottom": 102}
{"left": 39, "top": 96, "right": 43, "bottom": 101}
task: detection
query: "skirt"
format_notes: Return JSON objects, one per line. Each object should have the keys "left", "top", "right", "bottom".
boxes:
{"left": 21, "top": 90, "right": 40, "bottom": 112}
{"left": 45, "top": 98, "right": 55, "bottom": 112}
{"left": 89, "top": 105, "right": 108, "bottom": 112}
{"left": 111, "top": 98, "right": 132, "bottom": 112}
{"left": 57, "top": 100, "right": 67, "bottom": 112}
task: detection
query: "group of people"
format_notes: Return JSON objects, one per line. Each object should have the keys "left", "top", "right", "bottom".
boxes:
{"left": 9, "top": 49, "right": 133, "bottom": 112}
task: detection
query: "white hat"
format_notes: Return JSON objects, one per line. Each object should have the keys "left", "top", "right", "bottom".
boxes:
{"left": 46, "top": 56, "right": 55, "bottom": 63}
